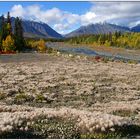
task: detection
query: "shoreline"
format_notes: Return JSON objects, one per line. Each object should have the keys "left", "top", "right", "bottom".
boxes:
{"left": 47, "top": 42, "right": 140, "bottom": 62}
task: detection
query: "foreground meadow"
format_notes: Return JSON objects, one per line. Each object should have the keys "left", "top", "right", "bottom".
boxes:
{"left": 0, "top": 53, "right": 140, "bottom": 138}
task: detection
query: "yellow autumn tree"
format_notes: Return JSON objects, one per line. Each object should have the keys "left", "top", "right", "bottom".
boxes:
{"left": 37, "top": 39, "right": 46, "bottom": 53}
{"left": 2, "top": 35, "right": 15, "bottom": 52}
{"left": 28, "top": 40, "right": 38, "bottom": 49}
{"left": 104, "top": 40, "right": 111, "bottom": 47}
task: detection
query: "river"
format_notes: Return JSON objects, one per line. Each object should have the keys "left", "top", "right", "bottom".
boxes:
{"left": 47, "top": 42, "right": 140, "bottom": 62}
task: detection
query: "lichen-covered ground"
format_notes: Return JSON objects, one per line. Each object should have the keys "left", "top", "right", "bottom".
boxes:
{"left": 0, "top": 53, "right": 140, "bottom": 138}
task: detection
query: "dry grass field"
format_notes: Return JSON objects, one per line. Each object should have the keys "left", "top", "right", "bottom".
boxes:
{"left": 0, "top": 53, "right": 140, "bottom": 138}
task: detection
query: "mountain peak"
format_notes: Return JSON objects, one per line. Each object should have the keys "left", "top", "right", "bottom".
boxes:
{"left": 65, "top": 22, "right": 131, "bottom": 38}
{"left": 21, "top": 19, "right": 63, "bottom": 39}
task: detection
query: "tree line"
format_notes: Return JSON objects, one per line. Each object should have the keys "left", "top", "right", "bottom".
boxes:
{"left": 65, "top": 32, "right": 140, "bottom": 49}
{"left": 0, "top": 12, "right": 26, "bottom": 52}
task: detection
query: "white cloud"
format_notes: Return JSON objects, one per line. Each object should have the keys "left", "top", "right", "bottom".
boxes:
{"left": 54, "top": 24, "right": 70, "bottom": 34}
{"left": 10, "top": 4, "right": 80, "bottom": 34}
{"left": 83, "top": 2, "right": 140, "bottom": 27}
{"left": 81, "top": 12, "right": 96, "bottom": 25}
{"left": 10, "top": 2, "right": 140, "bottom": 34}
{"left": 11, "top": 4, "right": 25, "bottom": 17}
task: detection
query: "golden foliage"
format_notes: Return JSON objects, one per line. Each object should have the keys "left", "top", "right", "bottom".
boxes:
{"left": 7, "top": 23, "right": 11, "bottom": 31}
{"left": 67, "top": 32, "right": 140, "bottom": 49}
{"left": 37, "top": 39, "right": 46, "bottom": 53}
{"left": 28, "top": 41, "right": 38, "bottom": 48}
{"left": 2, "top": 35, "right": 15, "bottom": 52}
{"left": 27, "top": 39, "right": 46, "bottom": 53}
{"left": 104, "top": 40, "right": 111, "bottom": 47}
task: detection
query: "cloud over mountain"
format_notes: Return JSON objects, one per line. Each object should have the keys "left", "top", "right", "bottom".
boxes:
{"left": 10, "top": 2, "right": 140, "bottom": 34}
{"left": 88, "top": 2, "right": 140, "bottom": 27}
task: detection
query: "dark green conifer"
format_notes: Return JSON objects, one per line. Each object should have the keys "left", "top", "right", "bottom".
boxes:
{"left": 6, "top": 12, "right": 12, "bottom": 35}
{"left": 0, "top": 15, "right": 7, "bottom": 49}
{"left": 14, "top": 17, "right": 25, "bottom": 51}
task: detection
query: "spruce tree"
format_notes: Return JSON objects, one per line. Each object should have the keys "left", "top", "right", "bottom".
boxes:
{"left": 7, "top": 12, "right": 12, "bottom": 35}
{"left": 0, "top": 15, "right": 4, "bottom": 49}
{"left": 14, "top": 17, "right": 25, "bottom": 51}
{"left": 0, "top": 15, "right": 7, "bottom": 50}
{"left": 0, "top": 12, "right": 12, "bottom": 43}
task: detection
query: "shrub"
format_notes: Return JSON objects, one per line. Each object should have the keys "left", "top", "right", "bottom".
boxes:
{"left": 95, "top": 56, "right": 102, "bottom": 61}
{"left": 112, "top": 109, "right": 138, "bottom": 117}
{"left": 0, "top": 92, "right": 6, "bottom": 100}
{"left": 35, "top": 94, "right": 46, "bottom": 103}
{"left": 102, "top": 57, "right": 110, "bottom": 63}
{"left": 128, "top": 60, "right": 138, "bottom": 64}
{"left": 31, "top": 117, "right": 80, "bottom": 139}
{"left": 37, "top": 39, "right": 46, "bottom": 53}
{"left": 14, "top": 93, "right": 33, "bottom": 104}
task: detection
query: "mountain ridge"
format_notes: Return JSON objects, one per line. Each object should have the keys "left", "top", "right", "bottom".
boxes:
{"left": 0, "top": 16, "right": 140, "bottom": 39}
{"left": 65, "top": 23, "right": 134, "bottom": 37}
{"left": 0, "top": 16, "right": 63, "bottom": 39}
{"left": 131, "top": 24, "right": 140, "bottom": 32}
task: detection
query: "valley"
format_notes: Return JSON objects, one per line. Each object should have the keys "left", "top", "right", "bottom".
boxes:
{"left": 0, "top": 3, "right": 140, "bottom": 138}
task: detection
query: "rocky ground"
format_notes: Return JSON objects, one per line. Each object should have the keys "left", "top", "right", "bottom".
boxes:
{"left": 0, "top": 53, "right": 140, "bottom": 138}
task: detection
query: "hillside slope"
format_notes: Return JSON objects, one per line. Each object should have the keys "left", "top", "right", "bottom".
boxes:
{"left": 65, "top": 23, "right": 130, "bottom": 37}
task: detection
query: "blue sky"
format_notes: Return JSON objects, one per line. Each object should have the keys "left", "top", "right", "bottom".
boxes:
{"left": 0, "top": 2, "right": 91, "bottom": 15}
{"left": 0, "top": 2, "right": 140, "bottom": 34}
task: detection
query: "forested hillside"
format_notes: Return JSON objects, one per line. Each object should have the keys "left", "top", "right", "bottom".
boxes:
{"left": 65, "top": 32, "right": 140, "bottom": 49}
